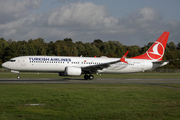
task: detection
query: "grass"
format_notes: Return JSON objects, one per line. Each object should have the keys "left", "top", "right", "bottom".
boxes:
{"left": 0, "top": 72, "right": 180, "bottom": 119}
{"left": 0, "top": 72, "right": 180, "bottom": 78}
{"left": 0, "top": 84, "right": 180, "bottom": 120}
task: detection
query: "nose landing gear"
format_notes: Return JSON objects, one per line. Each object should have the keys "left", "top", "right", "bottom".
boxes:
{"left": 84, "top": 74, "right": 94, "bottom": 80}
{"left": 17, "top": 74, "right": 20, "bottom": 79}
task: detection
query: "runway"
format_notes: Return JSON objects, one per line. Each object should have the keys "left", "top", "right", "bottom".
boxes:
{"left": 0, "top": 78, "right": 180, "bottom": 84}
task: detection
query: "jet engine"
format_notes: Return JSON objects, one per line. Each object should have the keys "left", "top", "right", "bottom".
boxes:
{"left": 59, "top": 67, "right": 82, "bottom": 76}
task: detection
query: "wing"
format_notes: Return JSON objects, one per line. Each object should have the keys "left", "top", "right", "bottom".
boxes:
{"left": 82, "top": 60, "right": 120, "bottom": 73}
{"left": 82, "top": 51, "right": 129, "bottom": 73}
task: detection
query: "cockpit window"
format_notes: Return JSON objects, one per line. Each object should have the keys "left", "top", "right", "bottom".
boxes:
{"left": 10, "top": 60, "right": 16, "bottom": 62}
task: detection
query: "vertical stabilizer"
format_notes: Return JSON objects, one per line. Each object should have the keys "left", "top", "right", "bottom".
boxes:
{"left": 131, "top": 31, "right": 170, "bottom": 61}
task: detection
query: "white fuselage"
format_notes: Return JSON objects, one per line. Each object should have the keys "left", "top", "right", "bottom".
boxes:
{"left": 2, "top": 56, "right": 153, "bottom": 74}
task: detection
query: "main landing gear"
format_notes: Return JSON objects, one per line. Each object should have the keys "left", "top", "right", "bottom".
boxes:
{"left": 84, "top": 74, "right": 94, "bottom": 80}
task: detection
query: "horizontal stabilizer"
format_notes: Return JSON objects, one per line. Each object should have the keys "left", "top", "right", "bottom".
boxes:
{"left": 151, "top": 59, "right": 179, "bottom": 70}
{"left": 153, "top": 59, "right": 179, "bottom": 63}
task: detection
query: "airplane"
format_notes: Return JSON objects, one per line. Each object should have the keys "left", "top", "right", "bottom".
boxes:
{"left": 2, "top": 31, "right": 174, "bottom": 80}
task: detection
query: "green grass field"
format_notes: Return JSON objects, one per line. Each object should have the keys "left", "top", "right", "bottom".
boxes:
{"left": 0, "top": 73, "right": 180, "bottom": 119}
{"left": 0, "top": 72, "right": 180, "bottom": 78}
{"left": 0, "top": 84, "right": 180, "bottom": 120}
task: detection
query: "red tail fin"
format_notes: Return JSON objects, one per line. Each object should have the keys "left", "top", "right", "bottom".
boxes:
{"left": 131, "top": 31, "right": 170, "bottom": 61}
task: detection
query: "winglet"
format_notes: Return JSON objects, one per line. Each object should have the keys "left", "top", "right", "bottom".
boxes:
{"left": 120, "top": 50, "right": 129, "bottom": 64}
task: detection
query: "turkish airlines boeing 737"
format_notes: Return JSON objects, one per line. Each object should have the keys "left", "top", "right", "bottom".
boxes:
{"left": 2, "top": 31, "right": 173, "bottom": 80}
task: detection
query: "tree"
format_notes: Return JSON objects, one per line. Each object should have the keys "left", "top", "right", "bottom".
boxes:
{"left": 177, "top": 42, "right": 180, "bottom": 50}
{"left": 4, "top": 41, "right": 18, "bottom": 61}
{"left": 167, "top": 41, "right": 176, "bottom": 51}
{"left": 77, "top": 44, "right": 85, "bottom": 56}
{"left": 141, "top": 42, "right": 153, "bottom": 54}
{"left": 32, "top": 38, "right": 47, "bottom": 55}
{"left": 89, "top": 46, "right": 100, "bottom": 57}
{"left": 108, "top": 41, "right": 116, "bottom": 53}
{"left": 92, "top": 39, "right": 103, "bottom": 50}
{"left": 47, "top": 41, "right": 55, "bottom": 56}
{"left": 54, "top": 40, "right": 63, "bottom": 56}
{"left": 101, "top": 42, "right": 111, "bottom": 56}
{"left": 127, "top": 45, "right": 141, "bottom": 57}
{"left": 8, "top": 39, "right": 12, "bottom": 44}
{"left": 64, "top": 38, "right": 72, "bottom": 42}
{"left": 0, "top": 38, "right": 9, "bottom": 58}
{"left": 0, "top": 38, "right": 9, "bottom": 66}
{"left": 114, "top": 41, "right": 127, "bottom": 58}
{"left": 17, "top": 41, "right": 29, "bottom": 56}
{"left": 63, "top": 38, "right": 77, "bottom": 56}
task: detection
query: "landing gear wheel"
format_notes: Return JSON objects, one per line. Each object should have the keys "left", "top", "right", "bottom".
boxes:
{"left": 84, "top": 75, "right": 89, "bottom": 80}
{"left": 89, "top": 75, "right": 94, "bottom": 80}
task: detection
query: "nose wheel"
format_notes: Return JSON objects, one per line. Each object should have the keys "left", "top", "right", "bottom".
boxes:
{"left": 84, "top": 74, "right": 94, "bottom": 80}
{"left": 17, "top": 74, "right": 20, "bottom": 79}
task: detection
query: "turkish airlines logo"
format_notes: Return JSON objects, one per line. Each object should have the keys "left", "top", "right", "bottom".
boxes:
{"left": 147, "top": 41, "right": 164, "bottom": 60}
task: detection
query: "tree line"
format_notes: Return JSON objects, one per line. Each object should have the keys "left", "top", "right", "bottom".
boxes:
{"left": 0, "top": 37, "right": 180, "bottom": 68}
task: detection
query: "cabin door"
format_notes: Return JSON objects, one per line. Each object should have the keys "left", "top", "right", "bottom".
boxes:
{"left": 21, "top": 58, "right": 26, "bottom": 66}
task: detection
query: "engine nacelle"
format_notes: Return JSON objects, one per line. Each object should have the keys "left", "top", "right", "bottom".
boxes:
{"left": 59, "top": 67, "right": 82, "bottom": 76}
{"left": 66, "top": 67, "right": 82, "bottom": 76}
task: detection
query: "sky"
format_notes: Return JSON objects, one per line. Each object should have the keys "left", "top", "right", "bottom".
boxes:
{"left": 0, "top": 0, "right": 180, "bottom": 46}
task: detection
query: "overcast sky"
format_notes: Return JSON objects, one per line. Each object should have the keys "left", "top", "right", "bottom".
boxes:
{"left": 0, "top": 0, "right": 180, "bottom": 46}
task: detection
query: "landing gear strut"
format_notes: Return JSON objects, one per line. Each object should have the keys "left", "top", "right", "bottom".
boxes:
{"left": 84, "top": 74, "right": 94, "bottom": 80}
{"left": 17, "top": 74, "right": 20, "bottom": 79}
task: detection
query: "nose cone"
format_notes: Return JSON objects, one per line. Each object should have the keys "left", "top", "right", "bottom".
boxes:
{"left": 2, "top": 62, "right": 8, "bottom": 68}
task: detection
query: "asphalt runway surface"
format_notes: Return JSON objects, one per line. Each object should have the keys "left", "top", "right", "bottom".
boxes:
{"left": 0, "top": 78, "right": 180, "bottom": 84}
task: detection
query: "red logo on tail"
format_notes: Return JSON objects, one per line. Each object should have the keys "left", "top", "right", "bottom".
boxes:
{"left": 147, "top": 41, "right": 164, "bottom": 60}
